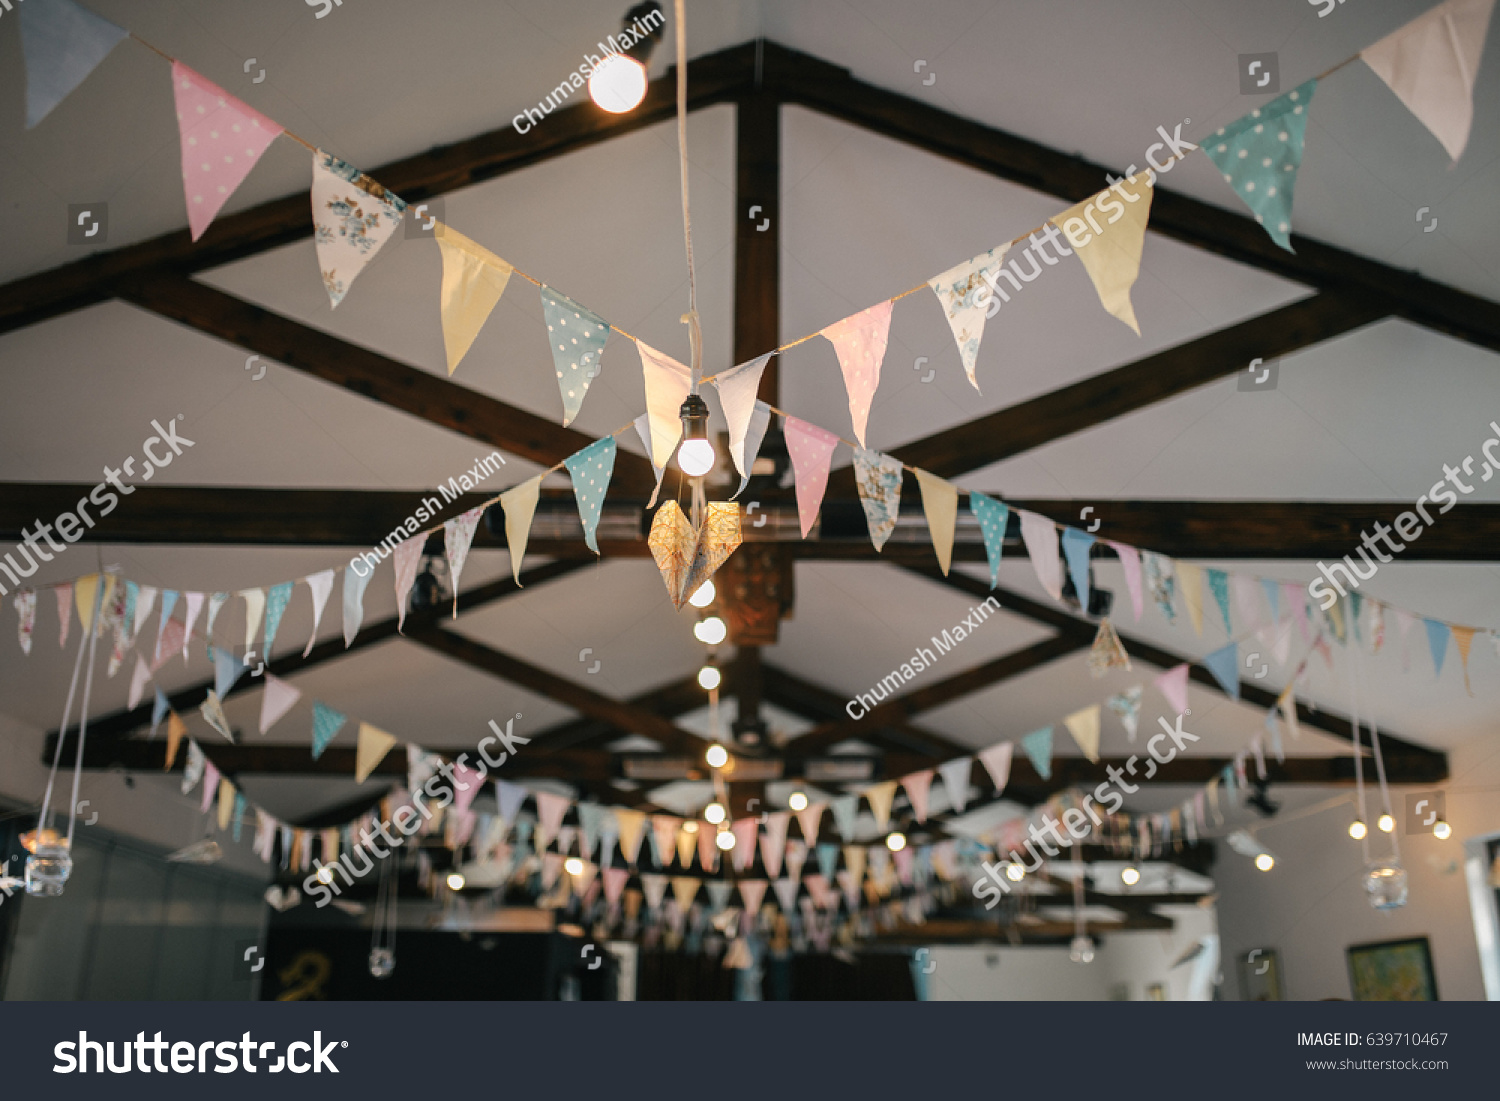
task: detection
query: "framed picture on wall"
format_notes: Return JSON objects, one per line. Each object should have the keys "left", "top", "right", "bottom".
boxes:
{"left": 1346, "top": 936, "right": 1438, "bottom": 1001}
{"left": 1237, "top": 947, "right": 1282, "bottom": 1000}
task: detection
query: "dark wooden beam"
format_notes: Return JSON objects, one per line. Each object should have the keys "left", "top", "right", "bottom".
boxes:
{"left": 0, "top": 43, "right": 757, "bottom": 337}
{"left": 761, "top": 662, "right": 967, "bottom": 759}
{"left": 527, "top": 673, "right": 709, "bottom": 751}
{"left": 119, "top": 277, "right": 657, "bottom": 495}
{"left": 900, "top": 564, "right": 1447, "bottom": 771}
{"left": 735, "top": 88, "right": 781, "bottom": 402}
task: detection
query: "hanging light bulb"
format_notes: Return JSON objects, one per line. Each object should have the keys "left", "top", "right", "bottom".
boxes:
{"left": 368, "top": 947, "right": 396, "bottom": 979}
{"left": 698, "top": 662, "right": 721, "bottom": 691}
{"left": 788, "top": 790, "right": 808, "bottom": 813}
{"left": 1120, "top": 865, "right": 1141, "bottom": 886}
{"left": 703, "top": 802, "right": 726, "bottom": 826}
{"left": 1364, "top": 858, "right": 1408, "bottom": 910}
{"left": 23, "top": 832, "right": 72, "bottom": 898}
{"left": 694, "top": 616, "right": 728, "bottom": 646}
{"left": 1433, "top": 819, "right": 1452, "bottom": 841}
{"left": 1004, "top": 862, "right": 1026, "bottom": 882}
{"left": 564, "top": 856, "right": 585, "bottom": 876}
{"left": 705, "top": 743, "right": 729, "bottom": 769}
{"left": 1254, "top": 852, "right": 1275, "bottom": 872}
{"left": 446, "top": 872, "right": 466, "bottom": 892}
{"left": 886, "top": 832, "right": 906, "bottom": 853}
{"left": 688, "top": 579, "right": 716, "bottom": 608}
{"left": 1069, "top": 936, "right": 1095, "bottom": 964}
{"left": 716, "top": 827, "right": 736, "bottom": 851}
{"left": 1348, "top": 819, "right": 1368, "bottom": 840}
{"left": 676, "top": 394, "right": 716, "bottom": 477}
{"left": 588, "top": 52, "right": 648, "bottom": 113}
{"left": 1377, "top": 812, "right": 1395, "bottom": 834}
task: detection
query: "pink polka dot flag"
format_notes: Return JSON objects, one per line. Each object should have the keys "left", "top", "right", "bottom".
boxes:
{"left": 172, "top": 62, "right": 283, "bottom": 241}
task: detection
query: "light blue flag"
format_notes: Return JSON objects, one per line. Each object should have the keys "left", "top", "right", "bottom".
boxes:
{"left": 705, "top": 881, "right": 734, "bottom": 913}
{"left": 969, "top": 492, "right": 1009, "bottom": 589}
{"left": 1207, "top": 569, "right": 1232, "bottom": 633}
{"left": 514, "top": 819, "right": 534, "bottom": 854}
{"left": 495, "top": 780, "right": 527, "bottom": 827}
{"left": 815, "top": 842, "right": 840, "bottom": 882}
{"left": 1021, "top": 727, "right": 1053, "bottom": 782}
{"left": 564, "top": 436, "right": 616, "bottom": 554}
{"left": 576, "top": 803, "right": 605, "bottom": 860}
{"left": 1060, "top": 528, "right": 1095, "bottom": 609}
{"left": 149, "top": 686, "right": 169, "bottom": 739}
{"left": 123, "top": 581, "right": 138, "bottom": 640}
{"left": 231, "top": 793, "right": 247, "bottom": 842}
{"left": 829, "top": 794, "right": 859, "bottom": 841}
{"left": 539, "top": 286, "right": 609, "bottom": 427}
{"left": 19, "top": 0, "right": 129, "bottom": 129}
{"left": 1424, "top": 619, "right": 1450, "bottom": 677}
{"left": 1204, "top": 642, "right": 1240, "bottom": 700}
{"left": 1349, "top": 591, "right": 1362, "bottom": 644}
{"left": 1201, "top": 79, "right": 1317, "bottom": 251}
{"left": 310, "top": 701, "right": 347, "bottom": 760}
{"left": 1261, "top": 578, "right": 1280, "bottom": 622}
{"left": 213, "top": 647, "right": 247, "bottom": 700}
{"left": 262, "top": 581, "right": 294, "bottom": 658}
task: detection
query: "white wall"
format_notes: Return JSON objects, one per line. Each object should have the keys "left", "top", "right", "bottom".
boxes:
{"left": 1214, "top": 727, "right": 1500, "bottom": 1001}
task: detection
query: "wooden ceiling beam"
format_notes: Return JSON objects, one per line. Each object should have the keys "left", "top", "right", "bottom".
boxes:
{"left": 761, "top": 662, "right": 967, "bottom": 759}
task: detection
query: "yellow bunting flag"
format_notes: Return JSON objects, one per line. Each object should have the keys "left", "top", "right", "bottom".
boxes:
{"left": 165, "top": 710, "right": 188, "bottom": 771}
{"left": 437, "top": 228, "right": 514, "bottom": 374}
{"left": 1176, "top": 561, "right": 1204, "bottom": 637}
{"left": 355, "top": 721, "right": 398, "bottom": 783}
{"left": 864, "top": 780, "right": 898, "bottom": 832}
{"left": 1050, "top": 174, "right": 1154, "bottom": 334}
{"left": 1452, "top": 625, "right": 1477, "bottom": 695}
{"left": 1277, "top": 686, "right": 1300, "bottom": 740}
{"left": 842, "top": 845, "right": 867, "bottom": 886}
{"left": 217, "top": 778, "right": 235, "bottom": 831}
{"left": 499, "top": 475, "right": 543, "bottom": 585}
{"left": 1064, "top": 704, "right": 1102, "bottom": 763}
{"left": 914, "top": 469, "right": 959, "bottom": 576}
{"left": 74, "top": 573, "right": 101, "bottom": 635}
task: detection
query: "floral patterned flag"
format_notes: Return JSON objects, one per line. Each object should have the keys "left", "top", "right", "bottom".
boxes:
{"left": 540, "top": 286, "right": 609, "bottom": 427}
{"left": 927, "top": 245, "right": 1011, "bottom": 390}
{"left": 970, "top": 492, "right": 1010, "bottom": 589}
{"left": 437, "top": 228, "right": 513, "bottom": 373}
{"left": 171, "top": 62, "right": 283, "bottom": 241}
{"left": 1142, "top": 552, "right": 1176, "bottom": 623}
{"left": 392, "top": 535, "right": 425, "bottom": 632}
{"left": 200, "top": 690, "right": 234, "bottom": 742}
{"left": 15, "top": 591, "right": 35, "bottom": 654}
{"left": 1107, "top": 685, "right": 1143, "bottom": 741}
{"left": 785, "top": 416, "right": 841, "bottom": 538}
{"left": 564, "top": 436, "right": 616, "bottom": 554}
{"left": 310, "top": 701, "right": 347, "bottom": 760}
{"left": 443, "top": 507, "right": 485, "bottom": 615}
{"left": 853, "top": 448, "right": 903, "bottom": 551}
{"left": 1088, "top": 618, "right": 1131, "bottom": 677}
{"left": 820, "top": 299, "right": 893, "bottom": 448}
{"left": 311, "top": 150, "right": 406, "bottom": 307}
{"left": 1201, "top": 81, "right": 1316, "bottom": 251}
{"left": 647, "top": 501, "right": 742, "bottom": 609}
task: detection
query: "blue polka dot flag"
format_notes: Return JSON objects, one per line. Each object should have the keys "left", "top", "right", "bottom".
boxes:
{"left": 310, "top": 701, "right": 347, "bottom": 761}
{"left": 1207, "top": 569, "right": 1232, "bottom": 634}
{"left": 540, "top": 285, "right": 610, "bottom": 427}
{"left": 262, "top": 581, "right": 294, "bottom": 658}
{"left": 1201, "top": 79, "right": 1317, "bottom": 252}
{"left": 564, "top": 436, "right": 617, "bottom": 554}
{"left": 969, "top": 492, "right": 1009, "bottom": 589}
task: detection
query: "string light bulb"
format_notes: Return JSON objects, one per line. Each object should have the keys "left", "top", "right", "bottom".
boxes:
{"left": 715, "top": 827, "right": 736, "bottom": 851}
{"left": 1120, "top": 865, "right": 1141, "bottom": 886}
{"left": 693, "top": 616, "right": 727, "bottom": 646}
{"left": 588, "top": 52, "right": 648, "bottom": 113}
{"left": 1349, "top": 819, "right": 1368, "bottom": 840}
{"left": 688, "top": 580, "right": 716, "bottom": 608}
{"left": 703, "top": 802, "right": 726, "bottom": 826}
{"left": 697, "top": 662, "right": 721, "bottom": 691}
{"left": 676, "top": 394, "right": 715, "bottom": 477}
{"left": 886, "top": 832, "right": 906, "bottom": 853}
{"left": 788, "top": 790, "right": 808, "bottom": 812}
{"left": 564, "top": 857, "right": 585, "bottom": 876}
{"left": 705, "top": 743, "right": 729, "bottom": 769}
{"left": 1254, "top": 852, "right": 1275, "bottom": 872}
{"left": 1433, "top": 819, "right": 1452, "bottom": 840}
{"left": 446, "top": 872, "right": 466, "bottom": 891}
{"left": 1377, "top": 813, "right": 1395, "bottom": 834}
{"left": 1004, "top": 862, "right": 1026, "bottom": 882}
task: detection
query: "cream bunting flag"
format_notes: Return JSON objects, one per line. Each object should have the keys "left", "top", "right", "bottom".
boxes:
{"left": 534, "top": 791, "right": 571, "bottom": 853}
{"left": 795, "top": 803, "right": 824, "bottom": 849}
{"left": 760, "top": 812, "right": 790, "bottom": 878}
{"left": 302, "top": 569, "right": 335, "bottom": 656}
{"left": 713, "top": 354, "right": 773, "bottom": 489}
{"left": 927, "top": 245, "right": 1011, "bottom": 391}
{"left": 499, "top": 475, "right": 542, "bottom": 584}
{"left": 392, "top": 535, "right": 425, "bottom": 631}
{"left": 354, "top": 721, "right": 398, "bottom": 783}
{"left": 240, "top": 588, "right": 265, "bottom": 653}
{"left": 128, "top": 654, "right": 151, "bottom": 711}
{"left": 977, "top": 741, "right": 1013, "bottom": 794}
{"left": 915, "top": 469, "right": 958, "bottom": 575}
{"left": 1018, "top": 511, "right": 1064, "bottom": 600}
{"left": 615, "top": 808, "right": 647, "bottom": 866}
{"left": 258, "top": 673, "right": 302, "bottom": 736}
{"left": 820, "top": 299, "right": 894, "bottom": 448}
{"left": 1176, "top": 561, "right": 1205, "bottom": 636}
{"left": 1361, "top": 0, "right": 1496, "bottom": 163}
{"left": 181, "top": 593, "right": 204, "bottom": 660}
{"left": 901, "top": 769, "right": 935, "bottom": 824}
{"left": 1064, "top": 704, "right": 1102, "bottom": 763}
{"left": 937, "top": 757, "right": 973, "bottom": 814}
{"left": 676, "top": 822, "right": 697, "bottom": 870}
{"left": 443, "top": 507, "right": 484, "bottom": 616}
{"left": 436, "top": 229, "right": 514, "bottom": 373}
{"left": 1452, "top": 624, "right": 1477, "bottom": 695}
{"left": 636, "top": 340, "right": 693, "bottom": 468}
{"left": 311, "top": 151, "right": 406, "bottom": 308}
{"left": 640, "top": 873, "right": 669, "bottom": 910}
{"left": 217, "top": 778, "right": 235, "bottom": 831}
{"left": 842, "top": 846, "right": 867, "bottom": 888}
{"left": 650, "top": 815, "right": 680, "bottom": 869}
{"left": 171, "top": 62, "right": 284, "bottom": 241}
{"left": 1049, "top": 174, "right": 1154, "bottom": 334}
{"left": 671, "top": 876, "right": 700, "bottom": 912}
{"left": 865, "top": 780, "right": 898, "bottom": 832}
{"left": 342, "top": 564, "right": 371, "bottom": 648}
{"left": 631, "top": 414, "right": 669, "bottom": 508}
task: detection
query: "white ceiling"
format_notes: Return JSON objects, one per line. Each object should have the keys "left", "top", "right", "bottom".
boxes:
{"left": 1, "top": 0, "right": 1498, "bottom": 849}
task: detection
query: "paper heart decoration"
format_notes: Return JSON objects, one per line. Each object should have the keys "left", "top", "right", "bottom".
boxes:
{"left": 648, "top": 501, "right": 742, "bottom": 609}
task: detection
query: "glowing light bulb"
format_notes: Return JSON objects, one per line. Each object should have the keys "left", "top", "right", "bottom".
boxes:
{"left": 677, "top": 437, "right": 716, "bottom": 478}
{"left": 706, "top": 743, "right": 729, "bottom": 769}
{"left": 446, "top": 872, "right": 466, "bottom": 891}
{"left": 1120, "top": 865, "right": 1141, "bottom": 886}
{"left": 587, "top": 53, "right": 648, "bottom": 113}
{"left": 1433, "top": 820, "right": 1452, "bottom": 840}
{"left": 1377, "top": 813, "right": 1395, "bottom": 834}
{"left": 315, "top": 865, "right": 335, "bottom": 886}
{"left": 681, "top": 820, "right": 699, "bottom": 834}
{"left": 698, "top": 664, "right": 721, "bottom": 691}
{"left": 716, "top": 828, "right": 736, "bottom": 851}
{"left": 788, "top": 790, "right": 808, "bottom": 812}
{"left": 1004, "top": 862, "right": 1026, "bottom": 882}
{"left": 1349, "top": 819, "right": 1368, "bottom": 840}
{"left": 694, "top": 616, "right": 728, "bottom": 646}
{"left": 564, "top": 857, "right": 585, "bottom": 876}
{"left": 704, "top": 802, "right": 726, "bottom": 826}
{"left": 1069, "top": 936, "right": 1095, "bottom": 964}
{"left": 688, "top": 580, "right": 716, "bottom": 608}
{"left": 886, "top": 832, "right": 906, "bottom": 853}
{"left": 1254, "top": 853, "right": 1275, "bottom": 872}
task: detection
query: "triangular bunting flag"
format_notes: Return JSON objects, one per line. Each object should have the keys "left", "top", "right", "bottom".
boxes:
{"left": 829, "top": 794, "right": 859, "bottom": 841}
{"left": 915, "top": 469, "right": 958, "bottom": 575}
{"left": 1452, "top": 625, "right": 1477, "bottom": 695}
{"left": 213, "top": 646, "right": 247, "bottom": 700}
{"left": 16, "top": 589, "right": 37, "bottom": 655}
{"left": 1207, "top": 568, "right": 1232, "bottom": 634}
{"left": 731, "top": 818, "right": 759, "bottom": 871}
{"left": 760, "top": 812, "right": 789, "bottom": 878}
{"left": 1021, "top": 727, "right": 1053, "bottom": 782}
{"left": 1425, "top": 618, "right": 1450, "bottom": 677}
{"left": 443, "top": 507, "right": 484, "bottom": 615}
{"left": 171, "top": 62, "right": 283, "bottom": 240}
{"left": 150, "top": 686, "right": 169, "bottom": 740}
{"left": 1232, "top": 573, "right": 1263, "bottom": 630}
{"left": 1107, "top": 685, "right": 1143, "bottom": 741}
{"left": 602, "top": 866, "right": 629, "bottom": 905}
{"left": 1362, "top": 0, "right": 1496, "bottom": 163}
{"left": 631, "top": 413, "right": 669, "bottom": 508}
{"left": 239, "top": 588, "right": 265, "bottom": 654}
{"left": 1049, "top": 173, "right": 1154, "bottom": 333}
{"left": 970, "top": 492, "right": 1009, "bottom": 589}
{"left": 310, "top": 701, "right": 347, "bottom": 760}
{"left": 671, "top": 877, "right": 700, "bottom": 912}
{"left": 842, "top": 846, "right": 867, "bottom": 888}
{"left": 820, "top": 299, "right": 893, "bottom": 447}
{"left": 299, "top": 570, "right": 335, "bottom": 654}
{"left": 640, "top": 873, "right": 669, "bottom": 910}
{"left": 738, "top": 879, "right": 768, "bottom": 917}
{"left": 977, "top": 741, "right": 1013, "bottom": 794}
{"left": 128, "top": 654, "right": 151, "bottom": 711}
{"left": 795, "top": 803, "right": 824, "bottom": 849}
{"left": 901, "top": 770, "right": 934, "bottom": 824}
{"left": 392, "top": 535, "right": 425, "bottom": 632}
{"left": 784, "top": 415, "right": 840, "bottom": 538}
{"left": 1018, "top": 511, "right": 1063, "bottom": 600}
{"left": 165, "top": 710, "right": 187, "bottom": 771}
{"left": 354, "top": 721, "right": 397, "bottom": 783}
{"left": 259, "top": 674, "right": 301, "bottom": 736}
{"left": 534, "top": 791, "right": 571, "bottom": 852}
{"left": 181, "top": 593, "right": 204, "bottom": 660}
{"left": 1088, "top": 618, "right": 1131, "bottom": 677}
{"left": 636, "top": 340, "right": 693, "bottom": 468}
{"left": 312, "top": 151, "right": 405, "bottom": 307}
{"left": 927, "top": 245, "right": 1010, "bottom": 390}
{"left": 18, "top": 0, "right": 128, "bottom": 129}
{"left": 436, "top": 229, "right": 513, "bottom": 373}
{"left": 1177, "top": 561, "right": 1204, "bottom": 636}
{"left": 1155, "top": 663, "right": 1190, "bottom": 714}
{"left": 1061, "top": 527, "right": 1095, "bottom": 608}
{"left": 1201, "top": 81, "right": 1317, "bottom": 251}
{"left": 865, "top": 781, "right": 898, "bottom": 832}
{"left": 55, "top": 583, "right": 72, "bottom": 648}
{"left": 564, "top": 437, "right": 616, "bottom": 554}
{"left": 772, "top": 878, "right": 799, "bottom": 913}
{"left": 263, "top": 581, "right": 293, "bottom": 658}
{"left": 1064, "top": 705, "right": 1101, "bottom": 763}
{"left": 200, "top": 690, "right": 233, "bottom": 742}
{"left": 182, "top": 740, "right": 206, "bottom": 797}
{"left": 937, "top": 757, "right": 973, "bottom": 814}
{"left": 495, "top": 780, "right": 528, "bottom": 827}
{"left": 342, "top": 564, "right": 372, "bottom": 648}
{"left": 1108, "top": 541, "right": 1144, "bottom": 621}
{"left": 1203, "top": 642, "right": 1240, "bottom": 700}
{"left": 1144, "top": 552, "right": 1177, "bottom": 623}
{"left": 712, "top": 356, "right": 773, "bottom": 492}
{"left": 648, "top": 815, "right": 679, "bottom": 869}
{"left": 853, "top": 448, "right": 903, "bottom": 552}
{"left": 500, "top": 475, "right": 542, "bottom": 584}
{"left": 539, "top": 286, "right": 609, "bottom": 426}
{"left": 1262, "top": 578, "right": 1281, "bottom": 623}
{"left": 615, "top": 807, "right": 646, "bottom": 865}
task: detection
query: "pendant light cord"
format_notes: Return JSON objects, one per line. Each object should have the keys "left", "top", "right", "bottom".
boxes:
{"left": 673, "top": 0, "right": 703, "bottom": 392}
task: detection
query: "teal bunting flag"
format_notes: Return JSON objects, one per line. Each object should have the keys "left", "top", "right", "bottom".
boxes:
{"left": 1207, "top": 569, "right": 1232, "bottom": 633}
{"left": 1021, "top": 726, "right": 1054, "bottom": 782}
{"left": 262, "top": 581, "right": 294, "bottom": 658}
{"left": 150, "top": 686, "right": 170, "bottom": 740}
{"left": 1203, "top": 642, "right": 1240, "bottom": 700}
{"left": 969, "top": 492, "right": 1009, "bottom": 589}
{"left": 1201, "top": 79, "right": 1317, "bottom": 251}
{"left": 564, "top": 436, "right": 616, "bottom": 554}
{"left": 124, "top": 581, "right": 138, "bottom": 641}
{"left": 310, "top": 701, "right": 348, "bottom": 760}
{"left": 19, "top": 0, "right": 129, "bottom": 129}
{"left": 231, "top": 793, "right": 247, "bottom": 842}
{"left": 1425, "top": 618, "right": 1450, "bottom": 677}
{"left": 829, "top": 794, "right": 859, "bottom": 841}
{"left": 539, "top": 286, "right": 609, "bottom": 427}
{"left": 816, "top": 842, "right": 840, "bottom": 881}
{"left": 1060, "top": 528, "right": 1095, "bottom": 609}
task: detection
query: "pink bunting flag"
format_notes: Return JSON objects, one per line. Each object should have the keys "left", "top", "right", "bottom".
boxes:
{"left": 795, "top": 803, "right": 824, "bottom": 849}
{"left": 650, "top": 815, "right": 680, "bottom": 869}
{"left": 171, "top": 62, "right": 284, "bottom": 241}
{"left": 1231, "top": 574, "right": 1262, "bottom": 630}
{"left": 128, "top": 654, "right": 152, "bottom": 711}
{"left": 784, "top": 416, "right": 840, "bottom": 538}
{"left": 1108, "top": 542, "right": 1144, "bottom": 621}
{"left": 1155, "top": 663, "right": 1190, "bottom": 715}
{"left": 258, "top": 673, "right": 301, "bottom": 735}
{"left": 443, "top": 507, "right": 484, "bottom": 616}
{"left": 450, "top": 761, "right": 484, "bottom": 815}
{"left": 731, "top": 818, "right": 759, "bottom": 872}
{"left": 55, "top": 584, "right": 72, "bottom": 648}
{"left": 760, "top": 812, "right": 789, "bottom": 878}
{"left": 534, "top": 791, "right": 570, "bottom": 851}
{"left": 1286, "top": 581, "right": 1309, "bottom": 641}
{"left": 392, "top": 535, "right": 425, "bottom": 631}
{"left": 201, "top": 761, "right": 220, "bottom": 815}
{"left": 976, "top": 741, "right": 1013, "bottom": 795}
{"left": 150, "top": 618, "right": 186, "bottom": 672}
{"left": 697, "top": 823, "right": 719, "bottom": 873}
{"left": 738, "top": 878, "right": 768, "bottom": 918}
{"left": 1018, "top": 511, "right": 1063, "bottom": 600}
{"left": 893, "top": 845, "right": 914, "bottom": 886}
{"left": 901, "top": 769, "right": 935, "bottom": 824}
{"left": 820, "top": 299, "right": 893, "bottom": 448}
{"left": 602, "top": 865, "right": 629, "bottom": 905}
